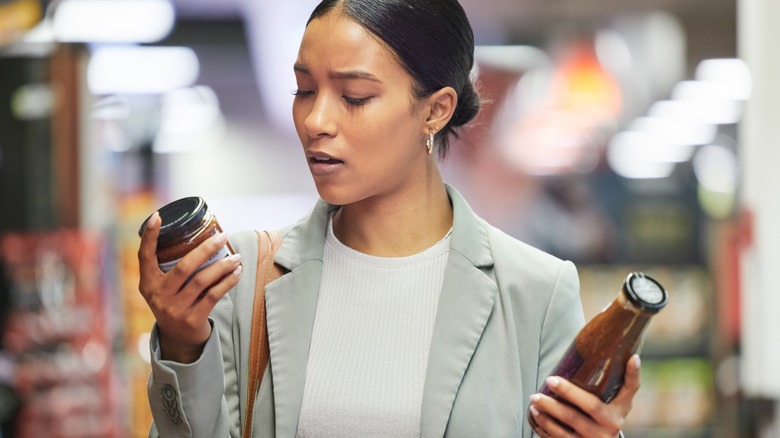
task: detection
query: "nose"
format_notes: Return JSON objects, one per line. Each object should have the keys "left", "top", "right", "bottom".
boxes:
{"left": 303, "top": 93, "right": 337, "bottom": 138}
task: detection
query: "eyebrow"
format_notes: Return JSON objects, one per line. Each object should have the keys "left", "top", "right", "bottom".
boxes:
{"left": 294, "top": 63, "right": 381, "bottom": 82}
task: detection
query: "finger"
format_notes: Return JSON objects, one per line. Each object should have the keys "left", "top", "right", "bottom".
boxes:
{"left": 528, "top": 396, "right": 577, "bottom": 438}
{"left": 165, "top": 231, "right": 230, "bottom": 291}
{"left": 138, "top": 212, "right": 162, "bottom": 276}
{"left": 176, "top": 253, "right": 242, "bottom": 307}
{"left": 611, "top": 354, "right": 642, "bottom": 408}
{"left": 189, "top": 262, "right": 243, "bottom": 321}
{"left": 542, "top": 376, "right": 623, "bottom": 434}
{"left": 544, "top": 376, "right": 603, "bottom": 417}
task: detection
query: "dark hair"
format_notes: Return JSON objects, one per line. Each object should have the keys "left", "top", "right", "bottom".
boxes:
{"left": 308, "top": 0, "right": 480, "bottom": 158}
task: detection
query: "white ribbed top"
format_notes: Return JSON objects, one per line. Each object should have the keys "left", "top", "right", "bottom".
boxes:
{"left": 296, "top": 216, "right": 451, "bottom": 438}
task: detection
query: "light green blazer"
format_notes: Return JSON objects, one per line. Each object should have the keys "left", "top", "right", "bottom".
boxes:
{"left": 148, "top": 185, "right": 585, "bottom": 437}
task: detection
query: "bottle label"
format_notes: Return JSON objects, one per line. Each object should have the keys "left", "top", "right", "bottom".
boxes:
{"left": 158, "top": 246, "right": 231, "bottom": 273}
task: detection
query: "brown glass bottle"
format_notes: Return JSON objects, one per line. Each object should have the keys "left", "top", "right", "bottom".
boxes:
{"left": 138, "top": 197, "right": 233, "bottom": 273}
{"left": 529, "top": 272, "right": 668, "bottom": 434}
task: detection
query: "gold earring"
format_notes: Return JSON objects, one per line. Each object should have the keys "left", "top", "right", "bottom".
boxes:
{"left": 426, "top": 130, "right": 435, "bottom": 155}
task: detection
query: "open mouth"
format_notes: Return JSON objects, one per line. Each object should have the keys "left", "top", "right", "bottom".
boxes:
{"left": 310, "top": 156, "right": 343, "bottom": 165}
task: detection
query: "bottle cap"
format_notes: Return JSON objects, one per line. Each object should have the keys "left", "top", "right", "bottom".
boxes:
{"left": 622, "top": 272, "right": 668, "bottom": 313}
{"left": 138, "top": 197, "right": 208, "bottom": 243}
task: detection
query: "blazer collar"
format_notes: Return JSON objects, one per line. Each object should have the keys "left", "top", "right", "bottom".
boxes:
{"left": 265, "top": 184, "right": 496, "bottom": 438}
{"left": 273, "top": 200, "right": 334, "bottom": 271}
{"left": 445, "top": 184, "right": 493, "bottom": 269}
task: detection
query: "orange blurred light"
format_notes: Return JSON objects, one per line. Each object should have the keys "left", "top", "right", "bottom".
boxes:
{"left": 549, "top": 41, "right": 623, "bottom": 118}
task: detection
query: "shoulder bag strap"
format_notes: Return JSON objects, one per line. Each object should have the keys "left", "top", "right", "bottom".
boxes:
{"left": 243, "top": 230, "right": 283, "bottom": 437}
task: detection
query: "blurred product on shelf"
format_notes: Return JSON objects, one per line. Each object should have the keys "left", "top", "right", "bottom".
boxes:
{"left": 0, "top": 258, "right": 19, "bottom": 438}
{"left": 0, "top": 231, "right": 122, "bottom": 438}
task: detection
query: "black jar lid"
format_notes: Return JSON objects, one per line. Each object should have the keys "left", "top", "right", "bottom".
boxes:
{"left": 138, "top": 197, "right": 208, "bottom": 243}
{"left": 622, "top": 272, "right": 668, "bottom": 313}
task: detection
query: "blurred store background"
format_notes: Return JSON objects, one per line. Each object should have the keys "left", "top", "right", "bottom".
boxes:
{"left": 0, "top": 0, "right": 778, "bottom": 436}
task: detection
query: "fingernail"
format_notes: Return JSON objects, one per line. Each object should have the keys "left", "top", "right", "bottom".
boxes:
{"left": 530, "top": 393, "right": 541, "bottom": 403}
{"left": 147, "top": 212, "right": 160, "bottom": 228}
{"left": 529, "top": 405, "right": 540, "bottom": 417}
{"left": 546, "top": 376, "right": 560, "bottom": 388}
{"left": 633, "top": 355, "right": 642, "bottom": 368}
{"left": 212, "top": 232, "right": 228, "bottom": 244}
{"left": 228, "top": 253, "right": 242, "bottom": 263}
{"left": 232, "top": 265, "right": 243, "bottom": 276}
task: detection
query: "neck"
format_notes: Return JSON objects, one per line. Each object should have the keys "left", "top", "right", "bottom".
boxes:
{"left": 333, "top": 168, "right": 453, "bottom": 257}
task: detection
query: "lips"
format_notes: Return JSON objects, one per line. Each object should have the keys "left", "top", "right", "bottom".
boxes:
{"left": 308, "top": 150, "right": 342, "bottom": 162}
{"left": 307, "top": 151, "right": 344, "bottom": 176}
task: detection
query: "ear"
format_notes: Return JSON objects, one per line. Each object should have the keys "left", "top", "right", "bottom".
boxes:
{"left": 423, "top": 86, "right": 457, "bottom": 134}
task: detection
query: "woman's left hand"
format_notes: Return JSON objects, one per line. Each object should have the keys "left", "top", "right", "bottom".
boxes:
{"left": 529, "top": 354, "right": 641, "bottom": 438}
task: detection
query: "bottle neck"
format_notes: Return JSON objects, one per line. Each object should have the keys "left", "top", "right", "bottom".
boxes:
{"left": 616, "top": 290, "right": 651, "bottom": 315}
{"left": 575, "top": 291, "right": 655, "bottom": 356}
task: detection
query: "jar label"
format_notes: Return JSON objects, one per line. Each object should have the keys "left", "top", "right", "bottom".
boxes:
{"left": 158, "top": 246, "right": 231, "bottom": 273}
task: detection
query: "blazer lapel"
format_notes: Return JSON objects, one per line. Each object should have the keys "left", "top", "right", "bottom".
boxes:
{"left": 420, "top": 186, "right": 498, "bottom": 437}
{"left": 264, "top": 200, "right": 333, "bottom": 438}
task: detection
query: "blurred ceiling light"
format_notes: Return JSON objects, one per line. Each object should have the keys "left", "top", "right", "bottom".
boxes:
{"left": 617, "top": 127, "right": 695, "bottom": 163}
{"left": 594, "top": 28, "right": 633, "bottom": 74}
{"left": 91, "top": 95, "right": 131, "bottom": 120}
{"left": 693, "top": 143, "right": 740, "bottom": 194}
{"left": 158, "top": 86, "right": 221, "bottom": 135}
{"left": 628, "top": 116, "right": 717, "bottom": 149}
{"left": 52, "top": 0, "right": 175, "bottom": 43}
{"left": 20, "top": 18, "right": 55, "bottom": 43}
{"left": 474, "top": 45, "right": 551, "bottom": 72}
{"left": 87, "top": 46, "right": 199, "bottom": 95}
{"left": 153, "top": 86, "right": 226, "bottom": 153}
{"left": 648, "top": 99, "right": 743, "bottom": 126}
{"left": 695, "top": 58, "right": 752, "bottom": 101}
{"left": 672, "top": 81, "right": 743, "bottom": 103}
{"left": 607, "top": 131, "right": 676, "bottom": 179}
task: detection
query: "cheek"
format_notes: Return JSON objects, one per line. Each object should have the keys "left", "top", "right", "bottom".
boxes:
{"left": 291, "top": 102, "right": 308, "bottom": 140}
{"left": 370, "top": 103, "right": 420, "bottom": 142}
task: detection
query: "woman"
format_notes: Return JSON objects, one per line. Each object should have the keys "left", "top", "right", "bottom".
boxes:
{"left": 138, "top": 0, "right": 640, "bottom": 436}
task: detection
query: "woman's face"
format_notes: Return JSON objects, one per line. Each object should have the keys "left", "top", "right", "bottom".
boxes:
{"left": 292, "top": 12, "right": 429, "bottom": 206}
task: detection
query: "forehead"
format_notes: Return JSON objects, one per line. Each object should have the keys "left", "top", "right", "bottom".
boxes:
{"left": 296, "top": 12, "right": 406, "bottom": 79}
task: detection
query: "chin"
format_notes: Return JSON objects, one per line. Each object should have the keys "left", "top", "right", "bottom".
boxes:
{"left": 313, "top": 184, "right": 351, "bottom": 206}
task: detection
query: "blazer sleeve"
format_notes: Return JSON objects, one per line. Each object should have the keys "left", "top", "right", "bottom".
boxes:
{"left": 147, "top": 312, "right": 236, "bottom": 437}
{"left": 146, "top": 231, "right": 259, "bottom": 437}
{"left": 536, "top": 260, "right": 585, "bottom": 389}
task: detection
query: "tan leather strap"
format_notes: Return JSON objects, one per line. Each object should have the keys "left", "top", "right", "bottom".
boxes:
{"left": 243, "top": 230, "right": 283, "bottom": 437}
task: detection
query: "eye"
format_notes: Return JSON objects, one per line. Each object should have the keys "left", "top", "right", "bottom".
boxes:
{"left": 292, "top": 89, "right": 314, "bottom": 98}
{"left": 343, "top": 96, "right": 372, "bottom": 106}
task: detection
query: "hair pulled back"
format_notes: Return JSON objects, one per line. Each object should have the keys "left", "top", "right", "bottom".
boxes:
{"left": 308, "top": 0, "right": 480, "bottom": 158}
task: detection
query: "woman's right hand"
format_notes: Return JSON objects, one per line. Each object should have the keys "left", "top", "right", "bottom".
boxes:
{"left": 138, "top": 212, "right": 243, "bottom": 364}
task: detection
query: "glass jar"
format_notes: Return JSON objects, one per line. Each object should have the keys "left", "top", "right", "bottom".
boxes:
{"left": 138, "top": 197, "right": 232, "bottom": 273}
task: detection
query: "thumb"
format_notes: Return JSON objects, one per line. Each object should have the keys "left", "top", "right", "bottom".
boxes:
{"left": 612, "top": 354, "right": 641, "bottom": 406}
